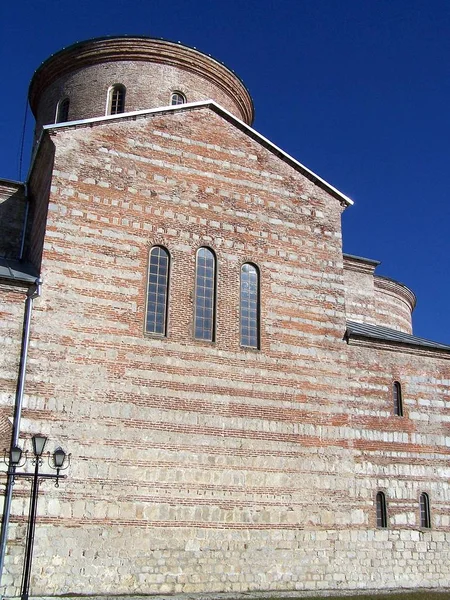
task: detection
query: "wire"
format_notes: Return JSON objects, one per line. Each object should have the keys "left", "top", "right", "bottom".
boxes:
{"left": 18, "top": 97, "right": 29, "bottom": 181}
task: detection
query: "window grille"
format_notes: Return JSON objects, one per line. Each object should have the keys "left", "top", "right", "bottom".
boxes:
{"left": 109, "top": 84, "right": 126, "bottom": 115}
{"left": 171, "top": 92, "right": 186, "bottom": 105}
{"left": 194, "top": 248, "right": 216, "bottom": 341}
{"left": 146, "top": 246, "right": 170, "bottom": 335}
{"left": 240, "top": 263, "right": 260, "bottom": 348}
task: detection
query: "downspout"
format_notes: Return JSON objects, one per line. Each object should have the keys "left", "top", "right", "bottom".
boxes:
{"left": 0, "top": 277, "right": 42, "bottom": 594}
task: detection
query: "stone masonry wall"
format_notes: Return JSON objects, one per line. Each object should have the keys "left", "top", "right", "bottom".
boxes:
{"left": 1, "top": 108, "right": 449, "bottom": 596}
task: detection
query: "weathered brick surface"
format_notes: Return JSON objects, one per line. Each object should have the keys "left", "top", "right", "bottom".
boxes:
{"left": 343, "top": 255, "right": 415, "bottom": 333}
{"left": 0, "top": 286, "right": 27, "bottom": 449}
{"left": 30, "top": 38, "right": 254, "bottom": 138}
{"left": 1, "top": 85, "right": 449, "bottom": 597}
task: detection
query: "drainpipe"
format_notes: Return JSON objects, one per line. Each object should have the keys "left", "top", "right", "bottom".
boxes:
{"left": 0, "top": 277, "right": 42, "bottom": 594}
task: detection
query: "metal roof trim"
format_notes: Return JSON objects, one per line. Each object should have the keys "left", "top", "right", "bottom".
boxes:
{"left": 0, "top": 258, "right": 39, "bottom": 285}
{"left": 346, "top": 320, "right": 450, "bottom": 352}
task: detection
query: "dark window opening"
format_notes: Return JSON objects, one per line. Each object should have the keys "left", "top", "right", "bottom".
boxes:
{"left": 376, "top": 492, "right": 388, "bottom": 528}
{"left": 419, "top": 493, "right": 431, "bottom": 528}
{"left": 56, "top": 98, "right": 70, "bottom": 123}
{"left": 393, "top": 381, "right": 403, "bottom": 416}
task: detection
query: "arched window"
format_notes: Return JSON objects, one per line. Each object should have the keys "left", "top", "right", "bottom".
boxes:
{"left": 194, "top": 247, "right": 216, "bottom": 341}
{"left": 55, "top": 98, "right": 70, "bottom": 123}
{"left": 146, "top": 246, "right": 170, "bottom": 336}
{"left": 240, "top": 263, "right": 260, "bottom": 348}
{"left": 419, "top": 493, "right": 431, "bottom": 528}
{"left": 376, "top": 492, "right": 387, "bottom": 528}
{"left": 108, "top": 84, "right": 126, "bottom": 115}
{"left": 171, "top": 91, "right": 186, "bottom": 106}
{"left": 393, "top": 381, "right": 403, "bottom": 416}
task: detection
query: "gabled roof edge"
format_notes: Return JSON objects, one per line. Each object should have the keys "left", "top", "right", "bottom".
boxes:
{"left": 43, "top": 100, "right": 354, "bottom": 206}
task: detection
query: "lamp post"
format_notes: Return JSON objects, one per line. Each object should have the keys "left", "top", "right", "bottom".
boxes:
{"left": 3, "top": 434, "right": 70, "bottom": 600}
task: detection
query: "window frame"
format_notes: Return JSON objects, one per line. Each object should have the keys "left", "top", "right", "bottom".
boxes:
{"left": 193, "top": 247, "right": 217, "bottom": 342}
{"left": 106, "top": 83, "right": 126, "bottom": 115}
{"left": 145, "top": 245, "right": 170, "bottom": 337}
{"left": 419, "top": 492, "right": 431, "bottom": 529}
{"left": 239, "top": 262, "right": 260, "bottom": 349}
{"left": 170, "top": 91, "right": 186, "bottom": 106}
{"left": 55, "top": 97, "right": 70, "bottom": 123}
{"left": 376, "top": 491, "right": 388, "bottom": 528}
{"left": 393, "top": 381, "right": 403, "bottom": 416}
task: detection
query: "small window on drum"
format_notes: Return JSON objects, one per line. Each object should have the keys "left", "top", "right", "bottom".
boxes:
{"left": 171, "top": 92, "right": 186, "bottom": 106}
{"left": 55, "top": 98, "right": 70, "bottom": 123}
{"left": 376, "top": 492, "right": 387, "bottom": 528}
{"left": 108, "top": 84, "right": 126, "bottom": 115}
{"left": 146, "top": 246, "right": 170, "bottom": 336}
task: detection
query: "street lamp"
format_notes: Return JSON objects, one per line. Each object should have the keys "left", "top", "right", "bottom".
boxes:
{"left": 3, "top": 434, "right": 70, "bottom": 600}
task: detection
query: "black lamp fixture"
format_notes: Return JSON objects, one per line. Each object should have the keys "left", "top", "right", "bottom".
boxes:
{"left": 31, "top": 434, "right": 47, "bottom": 457}
{"left": 2, "top": 435, "right": 70, "bottom": 600}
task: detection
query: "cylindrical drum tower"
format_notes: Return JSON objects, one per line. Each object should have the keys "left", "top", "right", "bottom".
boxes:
{"left": 28, "top": 36, "right": 254, "bottom": 138}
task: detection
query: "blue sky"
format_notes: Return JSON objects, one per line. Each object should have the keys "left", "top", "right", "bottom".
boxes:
{"left": 1, "top": 0, "right": 449, "bottom": 344}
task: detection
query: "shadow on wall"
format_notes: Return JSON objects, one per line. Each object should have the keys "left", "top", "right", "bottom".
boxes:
{"left": 0, "top": 187, "right": 27, "bottom": 260}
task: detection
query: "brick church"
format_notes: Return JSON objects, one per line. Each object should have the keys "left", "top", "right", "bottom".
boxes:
{"left": 0, "top": 36, "right": 449, "bottom": 597}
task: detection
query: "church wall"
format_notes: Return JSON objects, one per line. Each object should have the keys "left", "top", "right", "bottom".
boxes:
{"left": 0, "top": 107, "right": 448, "bottom": 596}
{"left": 1, "top": 109, "right": 364, "bottom": 596}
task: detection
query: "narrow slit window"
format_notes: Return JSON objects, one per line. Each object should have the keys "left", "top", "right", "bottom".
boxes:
{"left": 146, "top": 246, "right": 169, "bottom": 336}
{"left": 376, "top": 491, "right": 387, "bottom": 528}
{"left": 194, "top": 247, "right": 216, "bottom": 341}
{"left": 108, "top": 84, "right": 126, "bottom": 115}
{"left": 55, "top": 98, "right": 70, "bottom": 123}
{"left": 419, "top": 493, "right": 431, "bottom": 528}
{"left": 171, "top": 92, "right": 186, "bottom": 106}
{"left": 393, "top": 381, "right": 403, "bottom": 416}
{"left": 240, "top": 263, "right": 260, "bottom": 348}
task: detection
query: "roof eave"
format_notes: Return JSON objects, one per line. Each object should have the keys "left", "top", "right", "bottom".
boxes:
{"left": 43, "top": 100, "right": 354, "bottom": 207}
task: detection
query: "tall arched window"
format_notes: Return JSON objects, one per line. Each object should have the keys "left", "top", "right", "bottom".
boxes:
{"left": 376, "top": 492, "right": 387, "bottom": 528}
{"left": 108, "top": 84, "right": 126, "bottom": 115}
{"left": 146, "top": 246, "right": 170, "bottom": 336}
{"left": 393, "top": 381, "right": 403, "bottom": 416}
{"left": 171, "top": 91, "right": 186, "bottom": 106}
{"left": 55, "top": 98, "right": 70, "bottom": 123}
{"left": 194, "top": 247, "right": 216, "bottom": 341}
{"left": 240, "top": 263, "right": 260, "bottom": 348}
{"left": 419, "top": 493, "right": 431, "bottom": 528}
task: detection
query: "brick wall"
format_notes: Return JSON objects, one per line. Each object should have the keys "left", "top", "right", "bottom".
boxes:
{"left": 1, "top": 107, "right": 449, "bottom": 596}
{"left": 344, "top": 255, "right": 415, "bottom": 333}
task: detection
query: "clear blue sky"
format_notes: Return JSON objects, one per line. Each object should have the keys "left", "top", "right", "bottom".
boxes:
{"left": 1, "top": 0, "right": 449, "bottom": 344}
